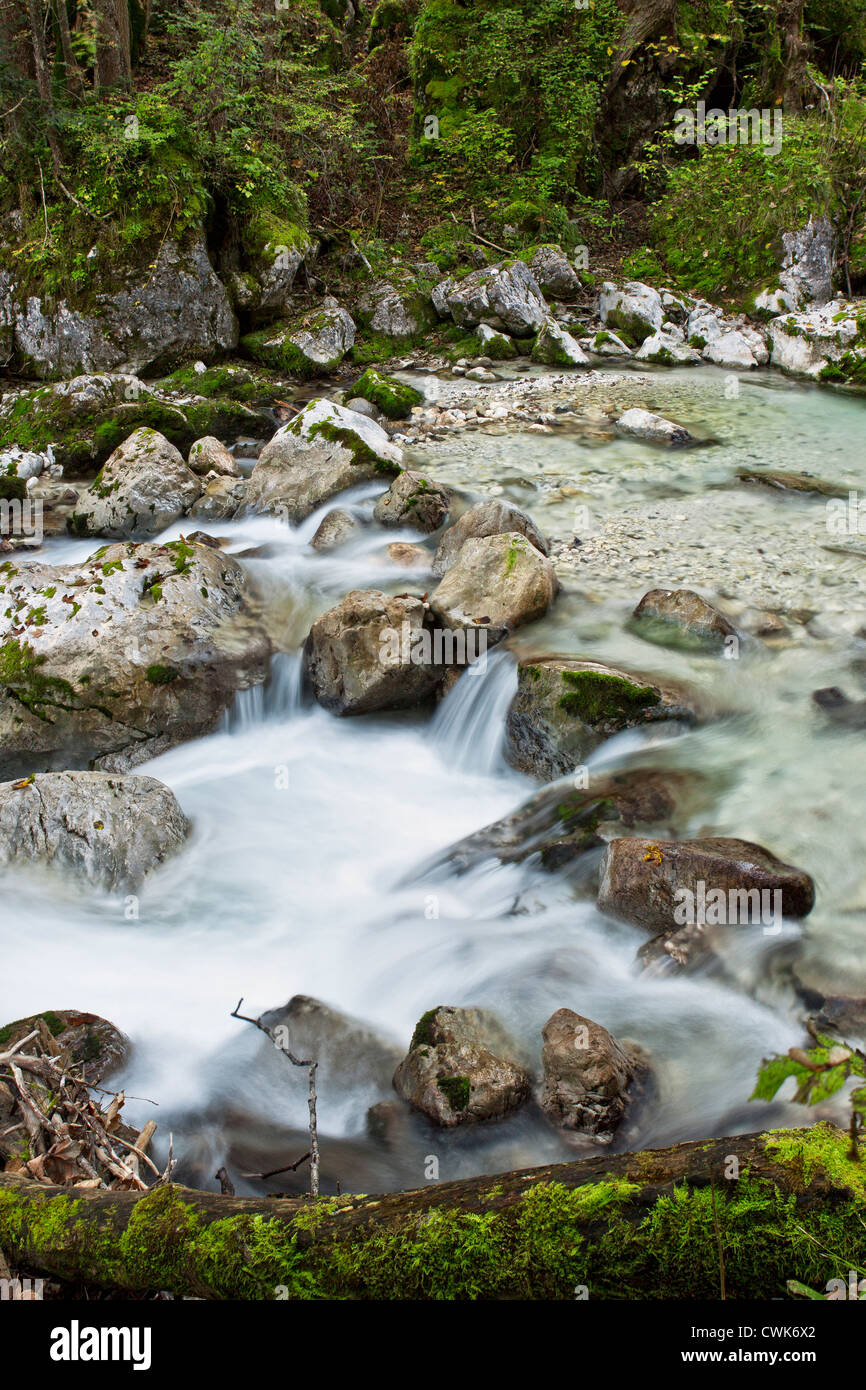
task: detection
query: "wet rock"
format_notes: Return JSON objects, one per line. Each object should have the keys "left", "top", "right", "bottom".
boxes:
{"left": 348, "top": 368, "right": 422, "bottom": 421}
{"left": 188, "top": 475, "right": 247, "bottom": 521}
{"left": 632, "top": 588, "right": 739, "bottom": 649}
{"left": 446, "top": 260, "right": 548, "bottom": 336}
{"left": 303, "top": 589, "right": 444, "bottom": 715}
{"left": 386, "top": 542, "right": 429, "bottom": 568}
{"left": 1, "top": 230, "right": 238, "bottom": 379}
{"left": 505, "top": 658, "right": 698, "bottom": 781}
{"left": 598, "top": 281, "right": 663, "bottom": 345}
{"left": 539, "top": 1008, "right": 649, "bottom": 1139}
{"left": 597, "top": 836, "right": 816, "bottom": 935}
{"left": 67, "top": 428, "right": 202, "bottom": 539}
{"left": 812, "top": 686, "right": 866, "bottom": 728}
{"left": 0, "top": 770, "right": 189, "bottom": 891}
{"left": 438, "top": 767, "right": 703, "bottom": 875}
{"left": 311, "top": 509, "right": 361, "bottom": 551}
{"left": 531, "top": 317, "right": 589, "bottom": 367}
{"left": 343, "top": 397, "right": 377, "bottom": 418}
{"left": 259, "top": 994, "right": 403, "bottom": 1095}
{"left": 187, "top": 436, "right": 239, "bottom": 478}
{"left": 0, "top": 539, "right": 270, "bottom": 772}
{"left": 735, "top": 466, "right": 845, "bottom": 498}
{"left": 530, "top": 244, "right": 581, "bottom": 298}
{"left": 0, "top": 1009, "right": 128, "bottom": 1085}
{"left": 372, "top": 471, "right": 450, "bottom": 532}
{"left": 429, "top": 532, "right": 557, "bottom": 644}
{"left": 432, "top": 498, "right": 548, "bottom": 578}
{"left": 634, "top": 331, "right": 701, "bottom": 365}
{"left": 615, "top": 408, "right": 693, "bottom": 446}
{"left": 393, "top": 1005, "right": 530, "bottom": 1127}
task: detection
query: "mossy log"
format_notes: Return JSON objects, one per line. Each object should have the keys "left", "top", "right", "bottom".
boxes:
{"left": 0, "top": 1123, "right": 863, "bottom": 1300}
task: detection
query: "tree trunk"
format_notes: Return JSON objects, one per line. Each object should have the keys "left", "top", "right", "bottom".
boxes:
{"left": 52, "top": 0, "right": 82, "bottom": 93}
{"left": 25, "top": 0, "right": 61, "bottom": 175}
{"left": 0, "top": 1123, "right": 862, "bottom": 1299}
{"left": 93, "top": 0, "right": 129, "bottom": 89}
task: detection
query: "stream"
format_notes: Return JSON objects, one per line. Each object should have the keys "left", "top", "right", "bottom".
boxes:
{"left": 3, "top": 363, "right": 866, "bottom": 1197}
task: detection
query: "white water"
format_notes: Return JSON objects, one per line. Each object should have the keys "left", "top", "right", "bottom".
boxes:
{"left": 3, "top": 366, "right": 864, "bottom": 1194}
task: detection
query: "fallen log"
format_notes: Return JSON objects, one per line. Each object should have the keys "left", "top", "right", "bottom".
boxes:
{"left": 0, "top": 1122, "right": 863, "bottom": 1299}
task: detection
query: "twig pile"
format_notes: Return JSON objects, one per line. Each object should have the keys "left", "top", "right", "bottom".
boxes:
{"left": 0, "top": 1017, "right": 158, "bottom": 1191}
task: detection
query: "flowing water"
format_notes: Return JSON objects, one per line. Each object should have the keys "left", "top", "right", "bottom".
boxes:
{"left": 4, "top": 365, "right": 866, "bottom": 1195}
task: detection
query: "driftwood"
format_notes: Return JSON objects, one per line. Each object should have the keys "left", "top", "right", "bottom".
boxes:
{"left": 0, "top": 1123, "right": 863, "bottom": 1299}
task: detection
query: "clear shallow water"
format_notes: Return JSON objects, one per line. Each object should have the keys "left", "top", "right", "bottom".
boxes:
{"left": 3, "top": 365, "right": 865, "bottom": 1195}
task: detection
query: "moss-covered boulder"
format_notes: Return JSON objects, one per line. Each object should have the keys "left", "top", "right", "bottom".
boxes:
{"left": 0, "top": 539, "right": 270, "bottom": 774}
{"left": 240, "top": 301, "right": 355, "bottom": 377}
{"left": 393, "top": 1006, "right": 530, "bottom": 1127}
{"left": 66, "top": 428, "right": 202, "bottom": 539}
{"left": 348, "top": 368, "right": 422, "bottom": 420}
{"left": 598, "top": 281, "right": 663, "bottom": 346}
{"left": 372, "top": 471, "right": 449, "bottom": 532}
{"left": 505, "top": 659, "right": 700, "bottom": 781}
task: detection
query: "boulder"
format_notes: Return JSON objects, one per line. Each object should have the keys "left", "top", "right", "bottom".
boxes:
{"left": 531, "top": 317, "right": 589, "bottom": 367}
{"left": 357, "top": 280, "right": 432, "bottom": 340}
{"left": 241, "top": 403, "right": 402, "bottom": 525}
{"left": 187, "top": 475, "right": 247, "bottom": 521}
{"left": 539, "top": 1008, "right": 648, "bottom": 1139}
{"left": 432, "top": 498, "right": 548, "bottom": 578}
{"left": 302, "top": 589, "right": 444, "bottom": 715}
{"left": 597, "top": 836, "right": 816, "bottom": 935}
{"left": 393, "top": 1005, "right": 530, "bottom": 1127}
{"left": 702, "top": 331, "right": 759, "bottom": 370}
{"left": 0, "top": 770, "right": 189, "bottom": 891}
{"left": 372, "top": 471, "right": 449, "bottom": 532}
{"left": 504, "top": 658, "right": 699, "bottom": 781}
{"left": 0, "top": 539, "right": 270, "bottom": 771}
{"left": 259, "top": 994, "right": 402, "bottom": 1096}
{"left": 634, "top": 332, "right": 701, "bottom": 365}
{"left": 615, "top": 408, "right": 693, "bottom": 446}
{"left": 446, "top": 260, "right": 548, "bottom": 336}
{"left": 0, "top": 1009, "right": 128, "bottom": 1086}
{"left": 187, "top": 436, "right": 239, "bottom": 477}
{"left": 348, "top": 368, "right": 422, "bottom": 420}
{"left": 2, "top": 231, "right": 238, "bottom": 379}
{"left": 386, "top": 542, "right": 429, "bottom": 568}
{"left": 590, "top": 329, "right": 633, "bottom": 357}
{"left": 431, "top": 276, "right": 457, "bottom": 318}
{"left": 475, "top": 323, "right": 518, "bottom": 359}
{"left": 311, "top": 509, "right": 361, "bottom": 551}
{"left": 598, "top": 281, "right": 663, "bottom": 345}
{"left": 530, "top": 245, "right": 581, "bottom": 298}
{"left": 242, "top": 301, "right": 355, "bottom": 374}
{"left": 779, "top": 216, "right": 836, "bottom": 309}
{"left": 632, "top": 588, "right": 739, "bottom": 649}
{"left": 67, "top": 428, "right": 202, "bottom": 539}
{"left": 286, "top": 398, "right": 403, "bottom": 468}
{"left": 429, "top": 532, "right": 557, "bottom": 643}
{"left": 767, "top": 301, "right": 865, "bottom": 381}
{"left": 686, "top": 305, "right": 724, "bottom": 348}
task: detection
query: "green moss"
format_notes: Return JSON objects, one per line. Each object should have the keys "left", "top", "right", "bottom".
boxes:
{"left": 0, "top": 1010, "right": 65, "bottom": 1046}
{"left": 0, "top": 638, "right": 77, "bottom": 720}
{"left": 349, "top": 369, "right": 422, "bottom": 420}
{"left": 557, "top": 669, "right": 657, "bottom": 724}
{"left": 145, "top": 665, "right": 179, "bottom": 685}
{"left": 410, "top": 1009, "right": 440, "bottom": 1050}
{"left": 437, "top": 1075, "right": 470, "bottom": 1111}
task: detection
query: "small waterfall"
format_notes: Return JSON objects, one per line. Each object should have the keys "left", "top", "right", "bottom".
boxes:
{"left": 225, "top": 652, "right": 305, "bottom": 730}
{"left": 430, "top": 646, "right": 518, "bottom": 775}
